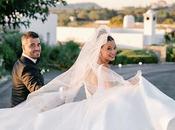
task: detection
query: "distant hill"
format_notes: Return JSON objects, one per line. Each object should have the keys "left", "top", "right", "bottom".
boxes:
{"left": 50, "top": 2, "right": 101, "bottom": 11}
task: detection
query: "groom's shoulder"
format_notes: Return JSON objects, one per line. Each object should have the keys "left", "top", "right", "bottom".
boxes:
{"left": 16, "top": 56, "right": 34, "bottom": 67}
{"left": 13, "top": 57, "right": 30, "bottom": 70}
{"left": 12, "top": 59, "right": 25, "bottom": 71}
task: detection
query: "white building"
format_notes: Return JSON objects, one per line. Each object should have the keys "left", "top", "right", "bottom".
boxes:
{"left": 57, "top": 9, "right": 165, "bottom": 49}
{"left": 144, "top": 9, "right": 156, "bottom": 45}
{"left": 20, "top": 13, "right": 57, "bottom": 45}
{"left": 123, "top": 15, "right": 135, "bottom": 28}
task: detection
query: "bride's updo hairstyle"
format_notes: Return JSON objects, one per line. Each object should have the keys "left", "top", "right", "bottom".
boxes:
{"left": 107, "top": 35, "right": 114, "bottom": 42}
{"left": 101, "top": 36, "right": 114, "bottom": 49}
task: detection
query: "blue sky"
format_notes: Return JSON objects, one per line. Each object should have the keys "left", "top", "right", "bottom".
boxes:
{"left": 67, "top": 0, "right": 175, "bottom": 9}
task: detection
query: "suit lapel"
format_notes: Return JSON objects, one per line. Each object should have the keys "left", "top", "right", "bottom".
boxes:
{"left": 20, "top": 56, "right": 36, "bottom": 65}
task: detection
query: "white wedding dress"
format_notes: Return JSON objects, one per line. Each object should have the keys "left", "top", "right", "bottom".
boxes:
{"left": 0, "top": 26, "right": 175, "bottom": 130}
{"left": 1, "top": 71, "right": 175, "bottom": 130}
{"left": 29, "top": 73, "right": 175, "bottom": 130}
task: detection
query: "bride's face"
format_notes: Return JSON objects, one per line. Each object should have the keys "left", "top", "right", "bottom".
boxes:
{"left": 99, "top": 40, "right": 117, "bottom": 64}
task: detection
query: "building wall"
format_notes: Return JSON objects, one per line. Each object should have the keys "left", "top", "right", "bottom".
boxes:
{"left": 57, "top": 27, "right": 95, "bottom": 44}
{"left": 21, "top": 13, "right": 57, "bottom": 45}
{"left": 57, "top": 27, "right": 144, "bottom": 49}
{"left": 111, "top": 33, "right": 144, "bottom": 49}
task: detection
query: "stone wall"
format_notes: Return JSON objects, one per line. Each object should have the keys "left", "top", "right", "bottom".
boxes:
{"left": 144, "top": 45, "right": 167, "bottom": 62}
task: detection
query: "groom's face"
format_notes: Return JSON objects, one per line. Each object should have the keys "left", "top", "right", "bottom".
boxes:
{"left": 22, "top": 37, "right": 41, "bottom": 59}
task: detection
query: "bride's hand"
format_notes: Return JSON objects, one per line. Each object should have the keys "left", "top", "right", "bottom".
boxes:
{"left": 128, "top": 76, "right": 140, "bottom": 86}
{"left": 128, "top": 71, "right": 141, "bottom": 86}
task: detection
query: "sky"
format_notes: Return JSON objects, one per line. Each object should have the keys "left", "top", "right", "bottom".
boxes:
{"left": 66, "top": 0, "right": 175, "bottom": 9}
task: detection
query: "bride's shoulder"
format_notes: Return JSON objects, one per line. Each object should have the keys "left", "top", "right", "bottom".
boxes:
{"left": 103, "top": 64, "right": 110, "bottom": 68}
{"left": 99, "top": 64, "right": 110, "bottom": 69}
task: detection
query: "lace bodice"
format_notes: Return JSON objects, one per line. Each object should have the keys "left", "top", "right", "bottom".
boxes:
{"left": 84, "top": 82, "right": 97, "bottom": 98}
{"left": 83, "top": 64, "right": 100, "bottom": 98}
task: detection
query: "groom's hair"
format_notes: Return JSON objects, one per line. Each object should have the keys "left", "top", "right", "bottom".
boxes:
{"left": 21, "top": 31, "right": 39, "bottom": 45}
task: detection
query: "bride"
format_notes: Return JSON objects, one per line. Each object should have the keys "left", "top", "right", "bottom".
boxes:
{"left": 0, "top": 25, "right": 175, "bottom": 130}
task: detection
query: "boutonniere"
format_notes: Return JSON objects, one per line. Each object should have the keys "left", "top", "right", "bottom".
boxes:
{"left": 40, "top": 68, "right": 50, "bottom": 75}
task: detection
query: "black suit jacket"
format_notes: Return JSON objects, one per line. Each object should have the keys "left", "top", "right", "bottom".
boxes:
{"left": 11, "top": 56, "right": 44, "bottom": 107}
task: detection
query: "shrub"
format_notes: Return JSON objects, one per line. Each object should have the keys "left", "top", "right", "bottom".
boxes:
{"left": 166, "top": 46, "right": 175, "bottom": 62}
{"left": 2, "top": 31, "right": 22, "bottom": 58}
{"left": 164, "top": 32, "right": 175, "bottom": 44}
{"left": 0, "top": 43, "right": 2, "bottom": 54}
{"left": 38, "top": 42, "right": 52, "bottom": 68}
{"left": 48, "top": 41, "right": 80, "bottom": 70}
{"left": 109, "top": 16, "right": 123, "bottom": 27}
{"left": 2, "top": 43, "right": 17, "bottom": 71}
{"left": 0, "top": 55, "right": 6, "bottom": 78}
{"left": 0, "top": 31, "right": 22, "bottom": 71}
{"left": 112, "top": 49, "right": 158, "bottom": 65}
{"left": 111, "top": 55, "right": 128, "bottom": 65}
{"left": 125, "top": 50, "right": 158, "bottom": 64}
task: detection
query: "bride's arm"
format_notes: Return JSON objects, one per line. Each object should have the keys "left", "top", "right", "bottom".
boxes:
{"left": 99, "top": 65, "right": 141, "bottom": 87}
{"left": 127, "top": 71, "right": 141, "bottom": 86}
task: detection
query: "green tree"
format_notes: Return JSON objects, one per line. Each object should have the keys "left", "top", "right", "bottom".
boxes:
{"left": 58, "top": 14, "right": 70, "bottom": 26}
{"left": 110, "top": 16, "right": 123, "bottom": 26}
{"left": 0, "top": 31, "right": 22, "bottom": 71}
{"left": 122, "top": 7, "right": 135, "bottom": 15}
{"left": 157, "top": 10, "right": 170, "bottom": 23}
{"left": 88, "top": 10, "right": 100, "bottom": 20}
{"left": 98, "top": 9, "right": 112, "bottom": 20}
{"left": 162, "top": 18, "right": 174, "bottom": 24}
{"left": 77, "top": 10, "right": 89, "bottom": 19}
{"left": 0, "top": 0, "right": 66, "bottom": 30}
{"left": 49, "top": 41, "right": 80, "bottom": 70}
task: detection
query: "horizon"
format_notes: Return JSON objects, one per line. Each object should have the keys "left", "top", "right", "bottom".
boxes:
{"left": 66, "top": 0, "right": 175, "bottom": 9}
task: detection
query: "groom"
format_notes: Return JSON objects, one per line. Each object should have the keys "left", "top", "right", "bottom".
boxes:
{"left": 11, "top": 31, "right": 44, "bottom": 107}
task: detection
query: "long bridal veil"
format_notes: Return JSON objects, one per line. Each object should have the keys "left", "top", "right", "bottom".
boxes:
{"left": 0, "top": 25, "right": 175, "bottom": 130}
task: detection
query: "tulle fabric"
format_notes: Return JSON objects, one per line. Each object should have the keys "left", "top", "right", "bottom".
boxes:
{"left": 32, "top": 74, "right": 175, "bottom": 130}
{"left": 0, "top": 25, "right": 175, "bottom": 130}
